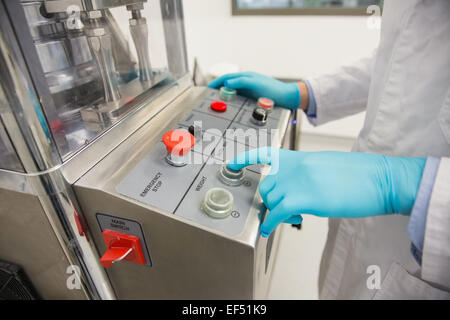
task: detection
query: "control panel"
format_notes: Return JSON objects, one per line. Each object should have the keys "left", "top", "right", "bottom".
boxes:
{"left": 116, "top": 88, "right": 290, "bottom": 236}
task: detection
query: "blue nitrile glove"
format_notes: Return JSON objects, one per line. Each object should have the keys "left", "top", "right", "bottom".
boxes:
{"left": 228, "top": 148, "right": 426, "bottom": 238}
{"left": 207, "top": 72, "right": 301, "bottom": 110}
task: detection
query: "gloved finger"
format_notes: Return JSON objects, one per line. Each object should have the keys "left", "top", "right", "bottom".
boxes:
{"left": 227, "top": 147, "right": 273, "bottom": 171}
{"left": 258, "top": 175, "right": 277, "bottom": 204}
{"left": 224, "top": 77, "right": 258, "bottom": 91}
{"left": 265, "top": 188, "right": 284, "bottom": 210}
{"left": 260, "top": 201, "right": 292, "bottom": 238}
{"left": 206, "top": 72, "right": 253, "bottom": 88}
{"left": 285, "top": 215, "right": 303, "bottom": 225}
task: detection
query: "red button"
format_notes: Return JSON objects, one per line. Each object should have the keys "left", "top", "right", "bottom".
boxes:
{"left": 211, "top": 101, "right": 227, "bottom": 113}
{"left": 258, "top": 98, "right": 274, "bottom": 110}
{"left": 162, "top": 130, "right": 195, "bottom": 156}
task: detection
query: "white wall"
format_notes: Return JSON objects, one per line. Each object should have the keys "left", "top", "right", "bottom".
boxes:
{"left": 183, "top": 0, "right": 379, "bottom": 78}
{"left": 183, "top": 0, "right": 381, "bottom": 141}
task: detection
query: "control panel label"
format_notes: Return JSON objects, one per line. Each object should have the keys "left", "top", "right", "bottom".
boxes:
{"left": 140, "top": 172, "right": 163, "bottom": 197}
{"left": 195, "top": 176, "right": 207, "bottom": 192}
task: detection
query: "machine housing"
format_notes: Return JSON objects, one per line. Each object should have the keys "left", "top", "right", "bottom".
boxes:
{"left": 0, "top": 0, "right": 301, "bottom": 299}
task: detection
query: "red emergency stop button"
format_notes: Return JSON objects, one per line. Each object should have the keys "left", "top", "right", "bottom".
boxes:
{"left": 211, "top": 101, "right": 227, "bottom": 113}
{"left": 100, "top": 230, "right": 146, "bottom": 269}
{"left": 162, "top": 130, "right": 195, "bottom": 156}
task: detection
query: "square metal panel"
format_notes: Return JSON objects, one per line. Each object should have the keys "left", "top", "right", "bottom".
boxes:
{"left": 175, "top": 162, "right": 263, "bottom": 236}
{"left": 212, "top": 137, "right": 265, "bottom": 174}
{"left": 116, "top": 142, "right": 205, "bottom": 213}
{"left": 234, "top": 109, "right": 280, "bottom": 130}
{"left": 194, "top": 99, "right": 241, "bottom": 121}
{"left": 179, "top": 111, "right": 231, "bottom": 134}
{"left": 242, "top": 99, "right": 284, "bottom": 120}
{"left": 204, "top": 89, "right": 247, "bottom": 108}
{"left": 227, "top": 122, "right": 278, "bottom": 148}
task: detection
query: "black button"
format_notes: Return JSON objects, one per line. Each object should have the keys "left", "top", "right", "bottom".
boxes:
{"left": 252, "top": 108, "right": 268, "bottom": 122}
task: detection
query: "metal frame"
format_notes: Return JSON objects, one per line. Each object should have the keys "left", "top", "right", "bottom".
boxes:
{"left": 0, "top": 3, "right": 114, "bottom": 296}
{"left": 231, "top": 0, "right": 380, "bottom": 16}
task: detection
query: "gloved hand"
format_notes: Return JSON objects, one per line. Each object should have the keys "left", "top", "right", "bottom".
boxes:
{"left": 228, "top": 148, "right": 426, "bottom": 238}
{"left": 207, "top": 72, "right": 301, "bottom": 110}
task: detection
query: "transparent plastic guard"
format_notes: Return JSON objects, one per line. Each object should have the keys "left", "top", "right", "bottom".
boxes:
{"left": 0, "top": 119, "right": 24, "bottom": 172}
{"left": 21, "top": 0, "right": 187, "bottom": 160}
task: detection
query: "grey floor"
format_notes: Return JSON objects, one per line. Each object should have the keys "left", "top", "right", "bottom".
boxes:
{"left": 268, "top": 216, "right": 329, "bottom": 299}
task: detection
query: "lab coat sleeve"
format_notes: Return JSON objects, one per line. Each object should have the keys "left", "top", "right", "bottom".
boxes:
{"left": 305, "top": 53, "right": 375, "bottom": 126}
{"left": 421, "top": 157, "right": 450, "bottom": 291}
{"left": 304, "top": 80, "right": 318, "bottom": 118}
{"left": 408, "top": 157, "right": 441, "bottom": 265}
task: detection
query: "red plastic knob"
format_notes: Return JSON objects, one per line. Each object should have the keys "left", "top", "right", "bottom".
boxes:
{"left": 100, "top": 230, "right": 146, "bottom": 269}
{"left": 258, "top": 98, "right": 274, "bottom": 110}
{"left": 162, "top": 130, "right": 195, "bottom": 156}
{"left": 211, "top": 101, "right": 227, "bottom": 113}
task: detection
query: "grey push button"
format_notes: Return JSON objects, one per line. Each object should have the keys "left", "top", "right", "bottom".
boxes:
{"left": 175, "top": 163, "right": 262, "bottom": 236}
{"left": 220, "top": 87, "right": 237, "bottom": 102}
{"left": 202, "top": 188, "right": 234, "bottom": 219}
{"left": 205, "top": 88, "right": 246, "bottom": 107}
{"left": 219, "top": 165, "right": 246, "bottom": 187}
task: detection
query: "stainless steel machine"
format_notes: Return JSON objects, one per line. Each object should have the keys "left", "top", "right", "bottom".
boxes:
{"left": 0, "top": 0, "right": 300, "bottom": 299}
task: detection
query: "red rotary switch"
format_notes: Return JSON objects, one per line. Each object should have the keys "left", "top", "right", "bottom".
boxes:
{"left": 100, "top": 230, "right": 146, "bottom": 269}
{"left": 162, "top": 130, "right": 195, "bottom": 156}
{"left": 210, "top": 101, "right": 227, "bottom": 113}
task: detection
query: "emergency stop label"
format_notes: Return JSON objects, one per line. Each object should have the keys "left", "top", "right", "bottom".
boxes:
{"left": 140, "top": 172, "right": 163, "bottom": 197}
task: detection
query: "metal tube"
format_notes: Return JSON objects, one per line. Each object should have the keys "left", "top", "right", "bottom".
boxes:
{"left": 129, "top": 9, "right": 153, "bottom": 83}
{"left": 86, "top": 11, "right": 121, "bottom": 103}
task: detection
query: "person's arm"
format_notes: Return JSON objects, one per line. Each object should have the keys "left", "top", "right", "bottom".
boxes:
{"left": 227, "top": 147, "right": 426, "bottom": 237}
{"left": 208, "top": 52, "right": 375, "bottom": 125}
{"left": 297, "top": 81, "right": 310, "bottom": 112}
{"left": 208, "top": 72, "right": 301, "bottom": 110}
{"left": 304, "top": 52, "right": 376, "bottom": 126}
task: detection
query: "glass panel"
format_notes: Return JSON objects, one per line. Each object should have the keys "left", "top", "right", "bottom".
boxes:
{"left": 19, "top": 0, "right": 187, "bottom": 160}
{"left": 0, "top": 119, "right": 24, "bottom": 172}
{"left": 236, "top": 0, "right": 383, "bottom": 9}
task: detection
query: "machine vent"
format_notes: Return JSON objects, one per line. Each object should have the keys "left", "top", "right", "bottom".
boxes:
{"left": 0, "top": 260, "right": 39, "bottom": 300}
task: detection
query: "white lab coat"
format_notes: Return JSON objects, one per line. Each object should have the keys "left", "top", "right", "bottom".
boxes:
{"left": 307, "top": 0, "right": 450, "bottom": 299}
